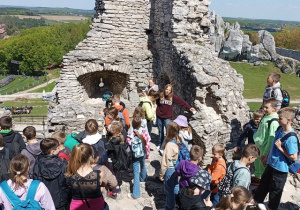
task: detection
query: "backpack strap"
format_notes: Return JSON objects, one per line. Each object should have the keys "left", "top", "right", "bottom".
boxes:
{"left": 4, "top": 147, "right": 9, "bottom": 160}
{"left": 120, "top": 107, "right": 125, "bottom": 113}
{"left": 267, "top": 118, "right": 279, "bottom": 129}
{"left": 12, "top": 135, "right": 19, "bottom": 156}
{"left": 26, "top": 180, "right": 40, "bottom": 200}
{"left": 0, "top": 181, "right": 21, "bottom": 207}
{"left": 278, "top": 130, "right": 299, "bottom": 165}
{"left": 58, "top": 152, "right": 70, "bottom": 161}
{"left": 24, "top": 148, "right": 37, "bottom": 159}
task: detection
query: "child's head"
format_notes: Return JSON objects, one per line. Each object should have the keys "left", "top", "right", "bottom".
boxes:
{"left": 112, "top": 94, "right": 121, "bottom": 104}
{"left": 190, "top": 145, "right": 203, "bottom": 164}
{"left": 85, "top": 119, "right": 98, "bottom": 135}
{"left": 188, "top": 170, "right": 212, "bottom": 196}
{"left": 148, "top": 89, "right": 160, "bottom": 101}
{"left": 212, "top": 143, "right": 225, "bottom": 160}
{"left": 22, "top": 126, "right": 36, "bottom": 141}
{"left": 216, "top": 186, "right": 252, "bottom": 210}
{"left": 263, "top": 97, "right": 277, "bottom": 115}
{"left": 149, "top": 78, "right": 155, "bottom": 87}
{"left": 0, "top": 116, "right": 12, "bottom": 130}
{"left": 132, "top": 117, "right": 142, "bottom": 130}
{"left": 133, "top": 107, "right": 145, "bottom": 119}
{"left": 163, "top": 122, "right": 180, "bottom": 148}
{"left": 107, "top": 107, "right": 119, "bottom": 120}
{"left": 40, "top": 138, "right": 60, "bottom": 155}
{"left": 253, "top": 109, "right": 264, "bottom": 126}
{"left": 51, "top": 131, "right": 67, "bottom": 145}
{"left": 242, "top": 144, "right": 260, "bottom": 164}
{"left": 110, "top": 121, "right": 123, "bottom": 134}
{"left": 9, "top": 154, "right": 30, "bottom": 190}
{"left": 278, "top": 107, "right": 295, "bottom": 127}
{"left": 267, "top": 72, "right": 280, "bottom": 86}
{"left": 65, "top": 143, "right": 94, "bottom": 177}
{"left": 0, "top": 133, "right": 3, "bottom": 147}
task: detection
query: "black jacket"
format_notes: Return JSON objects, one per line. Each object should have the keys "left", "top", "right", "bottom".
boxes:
{"left": 1, "top": 130, "right": 26, "bottom": 158}
{"left": 177, "top": 187, "right": 212, "bottom": 210}
{"left": 33, "top": 154, "right": 70, "bottom": 208}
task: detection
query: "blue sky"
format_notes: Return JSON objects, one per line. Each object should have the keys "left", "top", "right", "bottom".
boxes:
{"left": 0, "top": 0, "right": 300, "bottom": 21}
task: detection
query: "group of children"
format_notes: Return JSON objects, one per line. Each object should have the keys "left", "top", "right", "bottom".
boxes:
{"left": 0, "top": 72, "right": 298, "bottom": 210}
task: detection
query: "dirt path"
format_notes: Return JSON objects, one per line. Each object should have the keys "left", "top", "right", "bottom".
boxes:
{"left": 14, "top": 78, "right": 57, "bottom": 95}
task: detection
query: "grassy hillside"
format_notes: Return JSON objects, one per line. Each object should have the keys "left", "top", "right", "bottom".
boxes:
{"left": 229, "top": 61, "right": 300, "bottom": 100}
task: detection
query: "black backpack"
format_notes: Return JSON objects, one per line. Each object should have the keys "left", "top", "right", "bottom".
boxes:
{"left": 218, "top": 163, "right": 248, "bottom": 198}
{"left": 272, "top": 87, "right": 290, "bottom": 108}
{"left": 138, "top": 101, "right": 152, "bottom": 108}
{"left": 0, "top": 148, "right": 10, "bottom": 183}
{"left": 92, "top": 140, "right": 107, "bottom": 166}
{"left": 267, "top": 118, "right": 279, "bottom": 129}
{"left": 112, "top": 142, "right": 132, "bottom": 171}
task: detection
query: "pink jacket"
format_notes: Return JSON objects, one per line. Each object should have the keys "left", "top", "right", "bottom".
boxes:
{"left": 0, "top": 179, "right": 55, "bottom": 210}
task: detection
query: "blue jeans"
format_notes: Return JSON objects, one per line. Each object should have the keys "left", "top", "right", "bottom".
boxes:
{"left": 164, "top": 168, "right": 179, "bottom": 210}
{"left": 157, "top": 117, "right": 172, "bottom": 149}
{"left": 210, "top": 192, "right": 220, "bottom": 207}
{"left": 131, "top": 151, "right": 147, "bottom": 198}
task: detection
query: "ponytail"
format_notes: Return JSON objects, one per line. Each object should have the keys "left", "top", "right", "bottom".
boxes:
{"left": 9, "top": 154, "right": 30, "bottom": 190}
{"left": 65, "top": 144, "right": 94, "bottom": 177}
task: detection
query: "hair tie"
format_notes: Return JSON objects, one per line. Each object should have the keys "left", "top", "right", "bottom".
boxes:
{"left": 16, "top": 171, "right": 21, "bottom": 175}
{"left": 230, "top": 194, "right": 234, "bottom": 198}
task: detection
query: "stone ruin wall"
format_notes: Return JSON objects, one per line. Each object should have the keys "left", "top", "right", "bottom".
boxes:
{"left": 48, "top": 0, "right": 250, "bottom": 165}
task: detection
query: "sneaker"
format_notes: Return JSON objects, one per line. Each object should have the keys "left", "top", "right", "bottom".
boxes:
{"left": 127, "top": 193, "right": 138, "bottom": 199}
{"left": 108, "top": 191, "right": 117, "bottom": 199}
{"left": 251, "top": 177, "right": 260, "bottom": 186}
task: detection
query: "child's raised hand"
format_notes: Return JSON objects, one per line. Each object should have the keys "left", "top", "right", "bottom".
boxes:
{"left": 275, "top": 139, "right": 283, "bottom": 151}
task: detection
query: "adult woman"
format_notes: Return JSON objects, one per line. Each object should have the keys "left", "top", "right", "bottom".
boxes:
{"left": 156, "top": 84, "right": 195, "bottom": 150}
{"left": 65, "top": 144, "right": 117, "bottom": 210}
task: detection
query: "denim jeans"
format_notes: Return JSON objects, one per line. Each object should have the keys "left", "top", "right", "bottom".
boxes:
{"left": 146, "top": 119, "right": 153, "bottom": 135}
{"left": 210, "top": 192, "right": 220, "bottom": 207}
{"left": 157, "top": 117, "right": 172, "bottom": 149}
{"left": 132, "top": 151, "right": 147, "bottom": 198}
{"left": 164, "top": 168, "right": 179, "bottom": 210}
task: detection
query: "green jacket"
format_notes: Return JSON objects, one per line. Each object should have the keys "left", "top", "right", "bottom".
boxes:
{"left": 140, "top": 96, "right": 155, "bottom": 121}
{"left": 253, "top": 113, "right": 279, "bottom": 156}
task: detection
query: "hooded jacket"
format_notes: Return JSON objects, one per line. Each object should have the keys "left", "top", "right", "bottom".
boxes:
{"left": 21, "top": 141, "right": 42, "bottom": 178}
{"left": 176, "top": 160, "right": 200, "bottom": 188}
{"left": 177, "top": 187, "right": 212, "bottom": 210}
{"left": 262, "top": 82, "right": 283, "bottom": 110}
{"left": 140, "top": 96, "right": 155, "bottom": 121}
{"left": 1, "top": 130, "right": 26, "bottom": 157}
{"left": 228, "top": 160, "right": 251, "bottom": 190}
{"left": 33, "top": 155, "right": 69, "bottom": 208}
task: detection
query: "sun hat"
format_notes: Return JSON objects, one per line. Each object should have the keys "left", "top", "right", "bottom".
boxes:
{"left": 190, "top": 170, "right": 212, "bottom": 191}
{"left": 173, "top": 115, "right": 188, "bottom": 127}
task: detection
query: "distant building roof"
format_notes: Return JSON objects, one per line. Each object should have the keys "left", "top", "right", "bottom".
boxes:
{"left": 0, "top": 29, "right": 6, "bottom": 34}
{"left": 0, "top": 24, "right": 6, "bottom": 28}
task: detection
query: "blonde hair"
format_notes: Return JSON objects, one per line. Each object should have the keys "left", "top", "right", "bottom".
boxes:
{"left": 65, "top": 144, "right": 94, "bottom": 177}
{"left": 51, "top": 131, "right": 67, "bottom": 144}
{"left": 109, "top": 121, "right": 124, "bottom": 144}
{"left": 9, "top": 154, "right": 30, "bottom": 190}
{"left": 163, "top": 122, "right": 181, "bottom": 148}
{"left": 253, "top": 109, "right": 264, "bottom": 120}
{"left": 278, "top": 107, "right": 295, "bottom": 120}
{"left": 160, "top": 84, "right": 173, "bottom": 102}
{"left": 212, "top": 143, "right": 225, "bottom": 155}
{"left": 216, "top": 186, "right": 252, "bottom": 210}
{"left": 133, "top": 106, "right": 145, "bottom": 119}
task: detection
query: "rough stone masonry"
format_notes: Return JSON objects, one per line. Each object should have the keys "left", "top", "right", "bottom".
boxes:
{"left": 48, "top": 0, "right": 249, "bottom": 165}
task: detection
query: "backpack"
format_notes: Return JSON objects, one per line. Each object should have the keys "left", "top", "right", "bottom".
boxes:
{"left": 138, "top": 101, "right": 152, "bottom": 108}
{"left": 267, "top": 118, "right": 279, "bottom": 129}
{"left": 92, "top": 140, "right": 107, "bottom": 166}
{"left": 131, "top": 131, "right": 145, "bottom": 159}
{"left": 0, "top": 148, "right": 10, "bottom": 183}
{"left": 271, "top": 87, "right": 290, "bottom": 108}
{"left": 112, "top": 142, "right": 132, "bottom": 171}
{"left": 276, "top": 127, "right": 300, "bottom": 174}
{"left": 0, "top": 180, "right": 42, "bottom": 210}
{"left": 218, "top": 163, "right": 248, "bottom": 198}
{"left": 170, "top": 140, "right": 190, "bottom": 168}
{"left": 118, "top": 107, "right": 126, "bottom": 130}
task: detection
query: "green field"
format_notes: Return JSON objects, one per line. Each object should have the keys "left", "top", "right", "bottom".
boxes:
{"left": 0, "top": 99, "right": 49, "bottom": 115}
{"left": 230, "top": 61, "right": 300, "bottom": 99}
{"left": 30, "top": 81, "right": 56, "bottom": 93}
{"left": 247, "top": 102, "right": 300, "bottom": 112}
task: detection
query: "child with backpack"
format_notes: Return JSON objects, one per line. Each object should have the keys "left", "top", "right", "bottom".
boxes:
{"left": 21, "top": 126, "right": 42, "bottom": 178}
{"left": 176, "top": 170, "right": 213, "bottom": 210}
{"left": 234, "top": 110, "right": 264, "bottom": 153}
{"left": 0, "top": 116, "right": 26, "bottom": 157}
{"left": 0, "top": 154, "right": 55, "bottom": 210}
{"left": 208, "top": 143, "right": 226, "bottom": 207}
{"left": 105, "top": 95, "right": 130, "bottom": 131}
{"left": 105, "top": 107, "right": 128, "bottom": 140}
{"left": 176, "top": 145, "right": 203, "bottom": 188}
{"left": 126, "top": 117, "right": 148, "bottom": 199}
{"left": 174, "top": 115, "right": 193, "bottom": 151}
{"left": 253, "top": 107, "right": 299, "bottom": 210}
{"left": 130, "top": 107, "right": 151, "bottom": 159}
{"left": 218, "top": 144, "right": 259, "bottom": 199}
{"left": 253, "top": 98, "right": 279, "bottom": 183}
{"left": 65, "top": 143, "right": 117, "bottom": 210}
{"left": 33, "top": 138, "right": 69, "bottom": 210}
{"left": 51, "top": 131, "right": 71, "bottom": 161}
{"left": 216, "top": 186, "right": 252, "bottom": 210}
{"left": 105, "top": 121, "right": 128, "bottom": 199}
{"left": 0, "top": 133, "right": 10, "bottom": 183}
{"left": 262, "top": 72, "right": 283, "bottom": 110}
{"left": 159, "top": 122, "right": 182, "bottom": 210}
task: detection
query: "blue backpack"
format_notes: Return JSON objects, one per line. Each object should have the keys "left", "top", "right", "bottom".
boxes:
{"left": 131, "top": 129, "right": 145, "bottom": 158}
{"left": 0, "top": 180, "right": 42, "bottom": 209}
{"left": 171, "top": 140, "right": 190, "bottom": 168}
{"left": 92, "top": 140, "right": 107, "bottom": 166}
